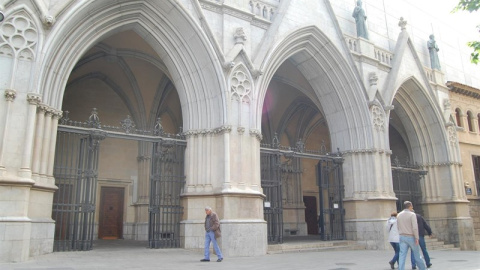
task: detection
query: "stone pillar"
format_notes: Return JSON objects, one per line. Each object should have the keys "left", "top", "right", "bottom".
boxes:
{"left": 181, "top": 128, "right": 267, "bottom": 256}
{"left": 343, "top": 102, "right": 396, "bottom": 249}
{"left": 0, "top": 90, "right": 17, "bottom": 176}
{"left": 31, "top": 106, "right": 47, "bottom": 182}
{"left": 0, "top": 89, "right": 33, "bottom": 262}
{"left": 18, "top": 94, "right": 42, "bottom": 179}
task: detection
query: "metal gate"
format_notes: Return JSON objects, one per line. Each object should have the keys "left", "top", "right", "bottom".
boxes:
{"left": 52, "top": 109, "right": 186, "bottom": 251}
{"left": 317, "top": 158, "right": 345, "bottom": 240}
{"left": 260, "top": 148, "right": 283, "bottom": 244}
{"left": 391, "top": 157, "right": 427, "bottom": 215}
{"left": 260, "top": 136, "right": 344, "bottom": 243}
{"left": 52, "top": 128, "right": 105, "bottom": 251}
{"left": 148, "top": 140, "right": 186, "bottom": 248}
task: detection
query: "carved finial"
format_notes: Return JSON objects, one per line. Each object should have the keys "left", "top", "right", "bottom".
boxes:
{"left": 234, "top": 27, "right": 247, "bottom": 45}
{"left": 398, "top": 17, "right": 407, "bottom": 31}
{"left": 43, "top": 15, "right": 55, "bottom": 27}
{"left": 87, "top": 108, "right": 101, "bottom": 128}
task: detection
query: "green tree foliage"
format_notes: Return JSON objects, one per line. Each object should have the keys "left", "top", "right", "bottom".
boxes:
{"left": 453, "top": 0, "right": 480, "bottom": 64}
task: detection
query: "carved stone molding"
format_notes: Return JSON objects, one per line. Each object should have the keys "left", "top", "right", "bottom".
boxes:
{"left": 447, "top": 125, "right": 457, "bottom": 144}
{"left": 371, "top": 104, "right": 385, "bottom": 132}
{"left": 237, "top": 127, "right": 245, "bottom": 134}
{"left": 249, "top": 129, "right": 262, "bottom": 141}
{"left": 184, "top": 126, "right": 233, "bottom": 138}
{"left": 230, "top": 67, "right": 252, "bottom": 103}
{"left": 4, "top": 89, "right": 16, "bottom": 101}
{"left": 27, "top": 93, "right": 42, "bottom": 105}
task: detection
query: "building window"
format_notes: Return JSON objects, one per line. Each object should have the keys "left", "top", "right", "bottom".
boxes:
{"left": 455, "top": 108, "right": 462, "bottom": 127}
{"left": 477, "top": 113, "right": 480, "bottom": 133}
{"left": 467, "top": 111, "right": 474, "bottom": 132}
{"left": 473, "top": 156, "right": 480, "bottom": 196}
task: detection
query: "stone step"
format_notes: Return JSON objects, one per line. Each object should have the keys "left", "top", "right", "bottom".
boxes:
{"left": 425, "top": 237, "right": 460, "bottom": 251}
{"left": 267, "top": 240, "right": 365, "bottom": 254}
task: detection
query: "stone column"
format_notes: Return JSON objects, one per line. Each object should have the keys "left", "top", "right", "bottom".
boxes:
{"left": 39, "top": 108, "right": 54, "bottom": 185}
{"left": 18, "top": 94, "right": 42, "bottom": 179}
{"left": 31, "top": 106, "right": 47, "bottom": 181}
{"left": 0, "top": 89, "right": 17, "bottom": 176}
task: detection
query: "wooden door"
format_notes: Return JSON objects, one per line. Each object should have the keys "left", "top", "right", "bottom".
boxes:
{"left": 303, "top": 196, "right": 318, "bottom": 235}
{"left": 99, "top": 187, "right": 124, "bottom": 239}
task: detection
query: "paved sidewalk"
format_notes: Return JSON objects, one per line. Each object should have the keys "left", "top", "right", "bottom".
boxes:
{"left": 1, "top": 241, "right": 479, "bottom": 270}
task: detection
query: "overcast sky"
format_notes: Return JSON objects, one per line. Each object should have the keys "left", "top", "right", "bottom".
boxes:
{"left": 404, "top": 0, "right": 479, "bottom": 40}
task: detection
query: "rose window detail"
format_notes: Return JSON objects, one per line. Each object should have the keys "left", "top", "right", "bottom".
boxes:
{"left": 231, "top": 70, "right": 252, "bottom": 103}
{"left": 0, "top": 11, "right": 38, "bottom": 60}
{"left": 371, "top": 105, "right": 385, "bottom": 132}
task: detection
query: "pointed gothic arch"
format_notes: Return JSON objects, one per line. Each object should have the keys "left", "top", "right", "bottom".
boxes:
{"left": 37, "top": 0, "right": 227, "bottom": 131}
{"left": 257, "top": 26, "right": 372, "bottom": 152}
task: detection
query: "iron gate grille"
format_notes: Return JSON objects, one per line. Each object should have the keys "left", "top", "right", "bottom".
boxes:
{"left": 317, "top": 158, "right": 345, "bottom": 240}
{"left": 260, "top": 150, "right": 283, "bottom": 244}
{"left": 53, "top": 110, "right": 186, "bottom": 251}
{"left": 391, "top": 161, "right": 427, "bottom": 216}
{"left": 260, "top": 136, "right": 344, "bottom": 244}
{"left": 52, "top": 129, "right": 105, "bottom": 251}
{"left": 148, "top": 140, "right": 186, "bottom": 248}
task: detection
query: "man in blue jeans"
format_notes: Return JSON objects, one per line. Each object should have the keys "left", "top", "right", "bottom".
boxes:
{"left": 200, "top": 206, "right": 223, "bottom": 262}
{"left": 411, "top": 213, "right": 433, "bottom": 269}
{"left": 397, "top": 201, "right": 426, "bottom": 270}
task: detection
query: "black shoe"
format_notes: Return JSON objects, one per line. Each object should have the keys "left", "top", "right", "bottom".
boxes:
{"left": 389, "top": 261, "right": 395, "bottom": 269}
{"left": 200, "top": 259, "right": 210, "bottom": 262}
{"left": 427, "top": 264, "right": 432, "bottom": 268}
{"left": 217, "top": 258, "right": 223, "bottom": 262}
{"left": 412, "top": 267, "right": 417, "bottom": 270}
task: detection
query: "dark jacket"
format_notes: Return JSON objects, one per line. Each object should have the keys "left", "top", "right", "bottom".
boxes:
{"left": 416, "top": 214, "right": 432, "bottom": 237}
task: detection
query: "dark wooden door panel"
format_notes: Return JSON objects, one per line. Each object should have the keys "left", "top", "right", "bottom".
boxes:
{"left": 303, "top": 196, "right": 318, "bottom": 235}
{"left": 99, "top": 187, "right": 124, "bottom": 239}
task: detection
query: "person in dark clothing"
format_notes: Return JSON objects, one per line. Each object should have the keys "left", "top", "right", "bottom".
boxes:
{"left": 411, "top": 214, "right": 433, "bottom": 269}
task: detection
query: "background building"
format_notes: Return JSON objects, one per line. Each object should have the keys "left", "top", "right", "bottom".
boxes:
{"left": 0, "top": 0, "right": 478, "bottom": 262}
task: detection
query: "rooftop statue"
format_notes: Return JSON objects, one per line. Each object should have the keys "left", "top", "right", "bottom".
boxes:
{"left": 428, "top": 34, "right": 441, "bottom": 70}
{"left": 352, "top": 0, "right": 369, "bottom": 39}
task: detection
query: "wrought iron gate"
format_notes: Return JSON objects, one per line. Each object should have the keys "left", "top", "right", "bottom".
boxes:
{"left": 148, "top": 140, "right": 186, "bottom": 248}
{"left": 317, "top": 158, "right": 345, "bottom": 240}
{"left": 53, "top": 128, "right": 105, "bottom": 251}
{"left": 391, "top": 158, "right": 427, "bottom": 215}
{"left": 260, "top": 136, "right": 344, "bottom": 243}
{"left": 52, "top": 110, "right": 186, "bottom": 251}
{"left": 261, "top": 149, "right": 283, "bottom": 244}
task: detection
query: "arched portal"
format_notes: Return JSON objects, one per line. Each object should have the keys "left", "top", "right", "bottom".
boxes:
{"left": 52, "top": 30, "right": 186, "bottom": 250}
{"left": 257, "top": 27, "right": 373, "bottom": 243}
{"left": 389, "top": 77, "right": 466, "bottom": 228}
{"left": 33, "top": 0, "right": 227, "bottom": 252}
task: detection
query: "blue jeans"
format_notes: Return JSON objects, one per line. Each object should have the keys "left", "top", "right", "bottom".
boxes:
{"left": 399, "top": 235, "right": 426, "bottom": 270}
{"left": 412, "top": 236, "right": 431, "bottom": 267}
{"left": 204, "top": 231, "right": 223, "bottom": 260}
{"left": 389, "top": 242, "right": 399, "bottom": 264}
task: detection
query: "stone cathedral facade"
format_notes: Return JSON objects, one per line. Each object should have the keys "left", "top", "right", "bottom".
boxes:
{"left": 0, "top": 0, "right": 479, "bottom": 263}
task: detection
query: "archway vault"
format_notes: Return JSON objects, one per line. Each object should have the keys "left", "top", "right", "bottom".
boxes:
{"left": 257, "top": 26, "right": 373, "bottom": 152}
{"left": 38, "top": 0, "right": 227, "bottom": 131}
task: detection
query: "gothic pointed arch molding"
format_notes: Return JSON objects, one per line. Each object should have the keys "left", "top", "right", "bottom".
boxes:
{"left": 37, "top": 0, "right": 226, "bottom": 130}
{"left": 257, "top": 25, "right": 372, "bottom": 152}
{"left": 393, "top": 77, "right": 451, "bottom": 162}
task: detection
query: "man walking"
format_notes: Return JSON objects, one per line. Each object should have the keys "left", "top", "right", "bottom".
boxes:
{"left": 412, "top": 213, "right": 433, "bottom": 269}
{"left": 200, "top": 206, "right": 223, "bottom": 262}
{"left": 397, "top": 201, "right": 426, "bottom": 270}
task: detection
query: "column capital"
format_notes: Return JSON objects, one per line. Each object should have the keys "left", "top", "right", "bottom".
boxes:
{"left": 4, "top": 89, "right": 16, "bottom": 102}
{"left": 27, "top": 93, "right": 42, "bottom": 105}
